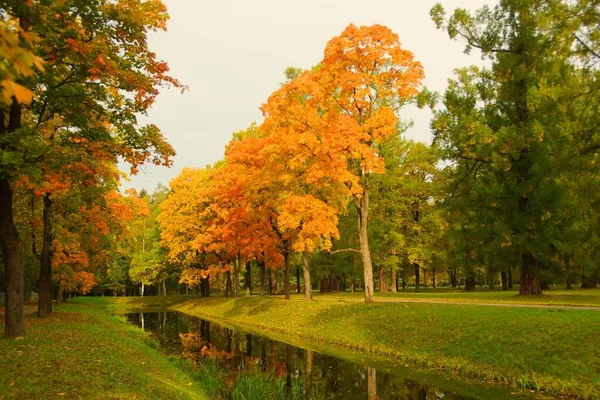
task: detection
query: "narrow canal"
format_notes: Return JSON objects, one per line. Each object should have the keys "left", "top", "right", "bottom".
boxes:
{"left": 125, "top": 311, "right": 533, "bottom": 399}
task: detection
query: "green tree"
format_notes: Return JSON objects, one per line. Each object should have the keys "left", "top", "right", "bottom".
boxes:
{"left": 431, "top": 0, "right": 598, "bottom": 294}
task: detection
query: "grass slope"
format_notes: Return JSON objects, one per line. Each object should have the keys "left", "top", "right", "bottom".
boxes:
{"left": 101, "top": 293, "right": 600, "bottom": 398}
{"left": 0, "top": 301, "right": 206, "bottom": 400}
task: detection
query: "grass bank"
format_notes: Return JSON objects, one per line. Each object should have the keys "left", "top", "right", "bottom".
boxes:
{"left": 100, "top": 294, "right": 600, "bottom": 398}
{"left": 0, "top": 301, "right": 206, "bottom": 399}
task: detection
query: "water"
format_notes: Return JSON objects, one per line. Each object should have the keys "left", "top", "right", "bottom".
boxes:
{"left": 125, "top": 311, "right": 532, "bottom": 399}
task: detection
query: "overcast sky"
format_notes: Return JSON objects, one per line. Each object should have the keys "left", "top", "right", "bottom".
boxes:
{"left": 124, "top": 0, "right": 495, "bottom": 192}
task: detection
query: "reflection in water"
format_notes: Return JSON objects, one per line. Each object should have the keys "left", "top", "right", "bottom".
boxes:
{"left": 125, "top": 312, "right": 526, "bottom": 400}
{"left": 367, "top": 367, "right": 376, "bottom": 400}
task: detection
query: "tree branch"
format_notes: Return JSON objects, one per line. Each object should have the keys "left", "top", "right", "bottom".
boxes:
{"left": 329, "top": 248, "right": 361, "bottom": 255}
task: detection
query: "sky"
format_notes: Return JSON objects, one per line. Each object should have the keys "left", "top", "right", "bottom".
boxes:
{"left": 123, "top": 0, "right": 495, "bottom": 192}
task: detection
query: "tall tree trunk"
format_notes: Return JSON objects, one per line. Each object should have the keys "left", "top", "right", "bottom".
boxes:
{"left": 225, "top": 271, "right": 232, "bottom": 297}
{"left": 402, "top": 266, "right": 406, "bottom": 289}
{"left": 38, "top": 194, "right": 53, "bottom": 317}
{"left": 379, "top": 266, "right": 387, "bottom": 292}
{"left": 0, "top": 102, "right": 25, "bottom": 338}
{"left": 501, "top": 271, "right": 508, "bottom": 291}
{"left": 234, "top": 256, "right": 240, "bottom": 296}
{"left": 302, "top": 251, "right": 312, "bottom": 300}
{"left": 391, "top": 268, "right": 397, "bottom": 293}
{"left": 245, "top": 261, "right": 252, "bottom": 295}
{"left": 0, "top": 177, "right": 25, "bottom": 337}
{"left": 296, "top": 266, "right": 301, "bottom": 293}
{"left": 356, "top": 185, "right": 374, "bottom": 303}
{"left": 508, "top": 266, "right": 513, "bottom": 289}
{"left": 414, "top": 263, "right": 420, "bottom": 292}
{"left": 56, "top": 283, "right": 64, "bottom": 305}
{"left": 514, "top": 42, "right": 541, "bottom": 295}
{"left": 432, "top": 268, "right": 436, "bottom": 288}
{"left": 141, "top": 282, "right": 145, "bottom": 297}
{"left": 259, "top": 261, "right": 265, "bottom": 296}
{"left": 284, "top": 251, "right": 290, "bottom": 300}
{"left": 162, "top": 280, "right": 166, "bottom": 297}
{"left": 268, "top": 268, "right": 273, "bottom": 295}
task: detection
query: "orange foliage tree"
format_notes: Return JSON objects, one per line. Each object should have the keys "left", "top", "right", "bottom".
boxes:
{"left": 260, "top": 24, "right": 424, "bottom": 303}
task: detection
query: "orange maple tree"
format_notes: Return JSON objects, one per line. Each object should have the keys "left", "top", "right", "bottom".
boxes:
{"left": 260, "top": 24, "right": 424, "bottom": 303}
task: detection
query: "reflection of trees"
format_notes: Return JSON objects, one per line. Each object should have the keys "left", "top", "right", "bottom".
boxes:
{"left": 133, "top": 313, "right": 465, "bottom": 400}
{"left": 305, "top": 349, "right": 313, "bottom": 397}
{"left": 367, "top": 367, "right": 376, "bottom": 400}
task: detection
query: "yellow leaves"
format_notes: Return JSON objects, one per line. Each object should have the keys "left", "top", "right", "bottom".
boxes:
{"left": 0, "top": 17, "right": 44, "bottom": 104}
{"left": 0, "top": 79, "right": 33, "bottom": 104}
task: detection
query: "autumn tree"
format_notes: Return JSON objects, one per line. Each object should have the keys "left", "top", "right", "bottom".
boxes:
{"left": 0, "top": 0, "right": 180, "bottom": 336}
{"left": 261, "top": 24, "right": 424, "bottom": 302}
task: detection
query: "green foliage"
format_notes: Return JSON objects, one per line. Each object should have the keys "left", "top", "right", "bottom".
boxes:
{"left": 431, "top": 0, "right": 600, "bottom": 291}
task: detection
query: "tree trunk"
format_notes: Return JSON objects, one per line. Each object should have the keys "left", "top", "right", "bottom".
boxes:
{"left": 501, "top": 271, "right": 508, "bottom": 291}
{"left": 284, "top": 251, "right": 291, "bottom": 300}
{"left": 162, "top": 280, "right": 167, "bottom": 297}
{"left": 464, "top": 275, "right": 476, "bottom": 291}
{"left": 565, "top": 276, "right": 572, "bottom": 289}
{"left": 391, "top": 268, "right": 397, "bottom": 293}
{"left": 432, "top": 268, "right": 436, "bottom": 288}
{"left": 234, "top": 256, "right": 240, "bottom": 296}
{"left": 225, "top": 271, "right": 232, "bottom": 297}
{"left": 302, "top": 252, "right": 312, "bottom": 300}
{"left": 295, "top": 266, "right": 301, "bottom": 293}
{"left": 449, "top": 267, "right": 458, "bottom": 288}
{"left": 0, "top": 99, "right": 26, "bottom": 337}
{"left": 356, "top": 186, "right": 374, "bottom": 303}
{"left": 200, "top": 276, "right": 210, "bottom": 297}
{"left": 56, "top": 283, "right": 64, "bottom": 306}
{"left": 0, "top": 177, "right": 25, "bottom": 337}
{"left": 268, "top": 268, "right": 273, "bottom": 295}
{"left": 508, "top": 266, "right": 513, "bottom": 289}
{"left": 581, "top": 274, "right": 598, "bottom": 288}
{"left": 259, "top": 261, "right": 265, "bottom": 296}
{"left": 414, "top": 263, "right": 420, "bottom": 292}
{"left": 379, "top": 265, "right": 387, "bottom": 292}
{"left": 519, "top": 253, "right": 542, "bottom": 295}
{"left": 141, "top": 282, "right": 145, "bottom": 297}
{"left": 38, "top": 194, "right": 53, "bottom": 318}
{"left": 245, "top": 261, "right": 252, "bottom": 295}
{"left": 402, "top": 266, "right": 407, "bottom": 290}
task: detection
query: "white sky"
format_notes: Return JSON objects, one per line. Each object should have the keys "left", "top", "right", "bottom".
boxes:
{"left": 124, "top": 0, "right": 495, "bottom": 192}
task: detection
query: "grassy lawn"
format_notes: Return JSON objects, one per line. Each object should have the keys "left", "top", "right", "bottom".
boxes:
{"left": 98, "top": 293, "right": 600, "bottom": 398}
{"left": 0, "top": 301, "right": 206, "bottom": 400}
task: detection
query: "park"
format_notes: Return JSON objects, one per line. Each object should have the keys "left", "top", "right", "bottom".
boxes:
{"left": 1, "top": 0, "right": 599, "bottom": 398}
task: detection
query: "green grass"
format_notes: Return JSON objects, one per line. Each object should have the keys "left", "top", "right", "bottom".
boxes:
{"left": 0, "top": 301, "right": 207, "bottom": 399}
{"left": 95, "top": 293, "right": 600, "bottom": 398}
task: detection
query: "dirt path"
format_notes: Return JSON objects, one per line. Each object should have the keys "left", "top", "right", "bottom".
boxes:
{"left": 373, "top": 297, "right": 600, "bottom": 310}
